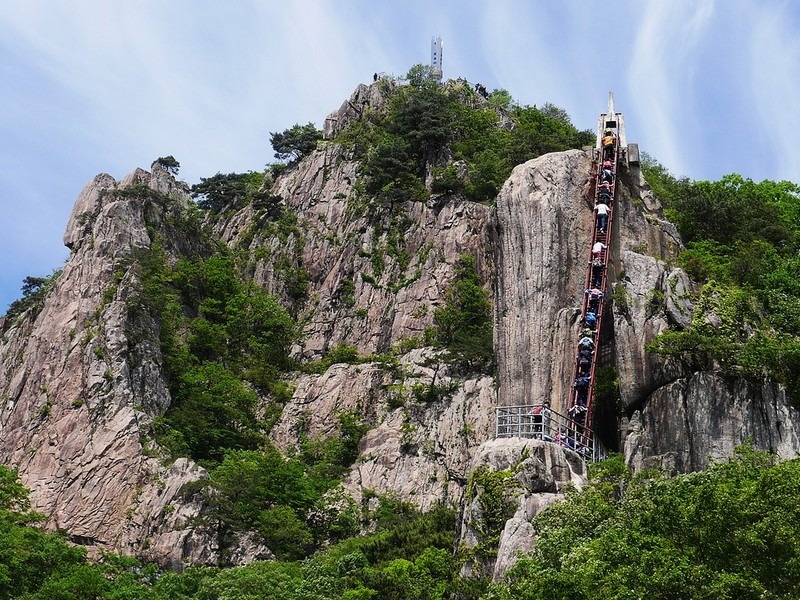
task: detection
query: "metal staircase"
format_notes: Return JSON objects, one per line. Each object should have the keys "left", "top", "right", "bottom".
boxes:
{"left": 494, "top": 94, "right": 628, "bottom": 462}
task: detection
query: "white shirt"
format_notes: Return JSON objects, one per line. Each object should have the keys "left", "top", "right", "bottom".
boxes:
{"left": 593, "top": 242, "right": 607, "bottom": 253}
{"left": 595, "top": 203, "right": 610, "bottom": 215}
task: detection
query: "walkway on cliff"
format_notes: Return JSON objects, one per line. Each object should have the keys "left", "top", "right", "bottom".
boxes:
{"left": 496, "top": 95, "right": 630, "bottom": 462}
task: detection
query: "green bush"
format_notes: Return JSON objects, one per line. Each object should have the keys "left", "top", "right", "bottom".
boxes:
{"left": 490, "top": 448, "right": 800, "bottom": 599}
{"left": 431, "top": 254, "right": 494, "bottom": 373}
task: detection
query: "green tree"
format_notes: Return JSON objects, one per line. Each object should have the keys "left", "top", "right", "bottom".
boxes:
{"left": 191, "top": 171, "right": 271, "bottom": 214}
{"left": 487, "top": 88, "right": 514, "bottom": 112}
{"left": 404, "top": 64, "right": 436, "bottom": 89}
{"left": 431, "top": 254, "right": 494, "bottom": 372}
{"left": 154, "top": 155, "right": 180, "bottom": 176}
{"left": 668, "top": 174, "right": 795, "bottom": 247}
{"left": 5, "top": 271, "right": 61, "bottom": 320}
{"left": 167, "top": 363, "right": 263, "bottom": 463}
{"left": 270, "top": 122, "right": 323, "bottom": 162}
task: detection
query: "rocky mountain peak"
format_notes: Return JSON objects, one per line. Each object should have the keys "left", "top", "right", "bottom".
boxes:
{"left": 2, "top": 81, "right": 800, "bottom": 578}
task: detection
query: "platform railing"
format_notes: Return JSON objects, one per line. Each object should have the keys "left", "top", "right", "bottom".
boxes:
{"left": 495, "top": 404, "right": 607, "bottom": 462}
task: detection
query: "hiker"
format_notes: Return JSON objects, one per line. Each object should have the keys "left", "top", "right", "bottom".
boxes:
{"left": 586, "top": 287, "right": 604, "bottom": 313}
{"left": 594, "top": 201, "right": 611, "bottom": 233}
{"left": 602, "top": 129, "right": 616, "bottom": 161}
{"left": 541, "top": 401, "right": 552, "bottom": 439}
{"left": 531, "top": 403, "right": 543, "bottom": 437}
{"left": 591, "top": 258, "right": 605, "bottom": 287}
{"left": 579, "top": 335, "right": 595, "bottom": 351}
{"left": 598, "top": 182, "right": 612, "bottom": 204}
{"left": 600, "top": 160, "right": 614, "bottom": 184}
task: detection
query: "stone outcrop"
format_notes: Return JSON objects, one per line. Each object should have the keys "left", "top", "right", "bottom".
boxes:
{"left": 323, "top": 82, "right": 391, "bottom": 139}
{"left": 493, "top": 150, "right": 594, "bottom": 415}
{"left": 457, "top": 438, "right": 587, "bottom": 581}
{"left": 625, "top": 373, "right": 800, "bottom": 473}
{"left": 270, "top": 350, "right": 496, "bottom": 508}
{"left": 0, "top": 163, "right": 235, "bottom": 567}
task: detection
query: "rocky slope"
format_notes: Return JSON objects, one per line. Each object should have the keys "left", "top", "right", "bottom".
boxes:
{"left": 0, "top": 165, "right": 242, "bottom": 568}
{"left": 2, "top": 81, "right": 800, "bottom": 574}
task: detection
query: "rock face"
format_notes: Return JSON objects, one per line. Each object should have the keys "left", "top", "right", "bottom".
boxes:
{"left": 323, "top": 82, "right": 391, "bottom": 139}
{"left": 0, "top": 164, "right": 247, "bottom": 568}
{"left": 457, "top": 439, "right": 587, "bottom": 581}
{"left": 493, "top": 150, "right": 594, "bottom": 415}
{"left": 625, "top": 373, "right": 800, "bottom": 473}
{"left": 270, "top": 351, "right": 496, "bottom": 509}
{"left": 3, "top": 80, "right": 800, "bottom": 576}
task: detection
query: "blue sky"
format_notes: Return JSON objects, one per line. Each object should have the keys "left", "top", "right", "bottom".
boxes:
{"left": 1, "top": 0, "right": 799, "bottom": 312}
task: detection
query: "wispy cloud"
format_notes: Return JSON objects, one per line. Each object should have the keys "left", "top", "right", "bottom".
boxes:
{"left": 627, "top": 1, "right": 714, "bottom": 176}
{"left": 750, "top": 3, "right": 800, "bottom": 183}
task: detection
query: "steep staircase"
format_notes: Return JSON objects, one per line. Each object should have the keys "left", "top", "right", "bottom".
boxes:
{"left": 496, "top": 94, "right": 630, "bottom": 461}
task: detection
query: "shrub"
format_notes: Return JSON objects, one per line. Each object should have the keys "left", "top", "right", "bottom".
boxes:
{"left": 5, "top": 271, "right": 62, "bottom": 320}
{"left": 270, "top": 122, "right": 323, "bottom": 162}
{"left": 431, "top": 254, "right": 494, "bottom": 373}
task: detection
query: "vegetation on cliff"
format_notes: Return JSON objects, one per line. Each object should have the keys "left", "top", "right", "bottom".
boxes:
{"left": 338, "top": 66, "right": 592, "bottom": 212}
{"left": 429, "top": 254, "right": 494, "bottom": 373}
{"left": 642, "top": 157, "right": 800, "bottom": 394}
{"left": 489, "top": 447, "right": 800, "bottom": 599}
{"left": 5, "top": 448, "right": 800, "bottom": 598}
{"left": 132, "top": 245, "right": 298, "bottom": 464}
{"left": 3, "top": 271, "right": 61, "bottom": 321}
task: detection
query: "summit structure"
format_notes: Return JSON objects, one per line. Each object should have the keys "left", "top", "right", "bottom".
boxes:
{"left": 430, "top": 36, "right": 443, "bottom": 81}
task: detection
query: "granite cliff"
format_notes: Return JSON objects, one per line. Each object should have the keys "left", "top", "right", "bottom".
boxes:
{"left": 1, "top": 80, "right": 799, "bottom": 576}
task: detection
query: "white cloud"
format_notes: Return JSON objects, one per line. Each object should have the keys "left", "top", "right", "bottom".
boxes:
{"left": 627, "top": 0, "right": 715, "bottom": 175}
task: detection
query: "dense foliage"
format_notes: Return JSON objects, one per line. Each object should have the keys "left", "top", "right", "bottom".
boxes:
{"left": 0, "top": 465, "right": 156, "bottom": 599}
{"left": 133, "top": 247, "right": 298, "bottom": 465}
{"left": 0, "top": 464, "right": 473, "bottom": 599}
{"left": 197, "top": 410, "right": 369, "bottom": 560}
{"left": 489, "top": 447, "right": 800, "bottom": 599}
{"left": 339, "top": 65, "right": 592, "bottom": 212}
{"left": 429, "top": 254, "right": 494, "bottom": 373}
{"left": 7, "top": 448, "right": 800, "bottom": 599}
{"left": 641, "top": 156, "right": 800, "bottom": 394}
{"left": 131, "top": 239, "right": 371, "bottom": 560}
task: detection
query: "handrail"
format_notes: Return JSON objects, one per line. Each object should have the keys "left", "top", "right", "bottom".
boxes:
{"left": 495, "top": 404, "right": 607, "bottom": 462}
{"left": 567, "top": 137, "right": 619, "bottom": 433}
